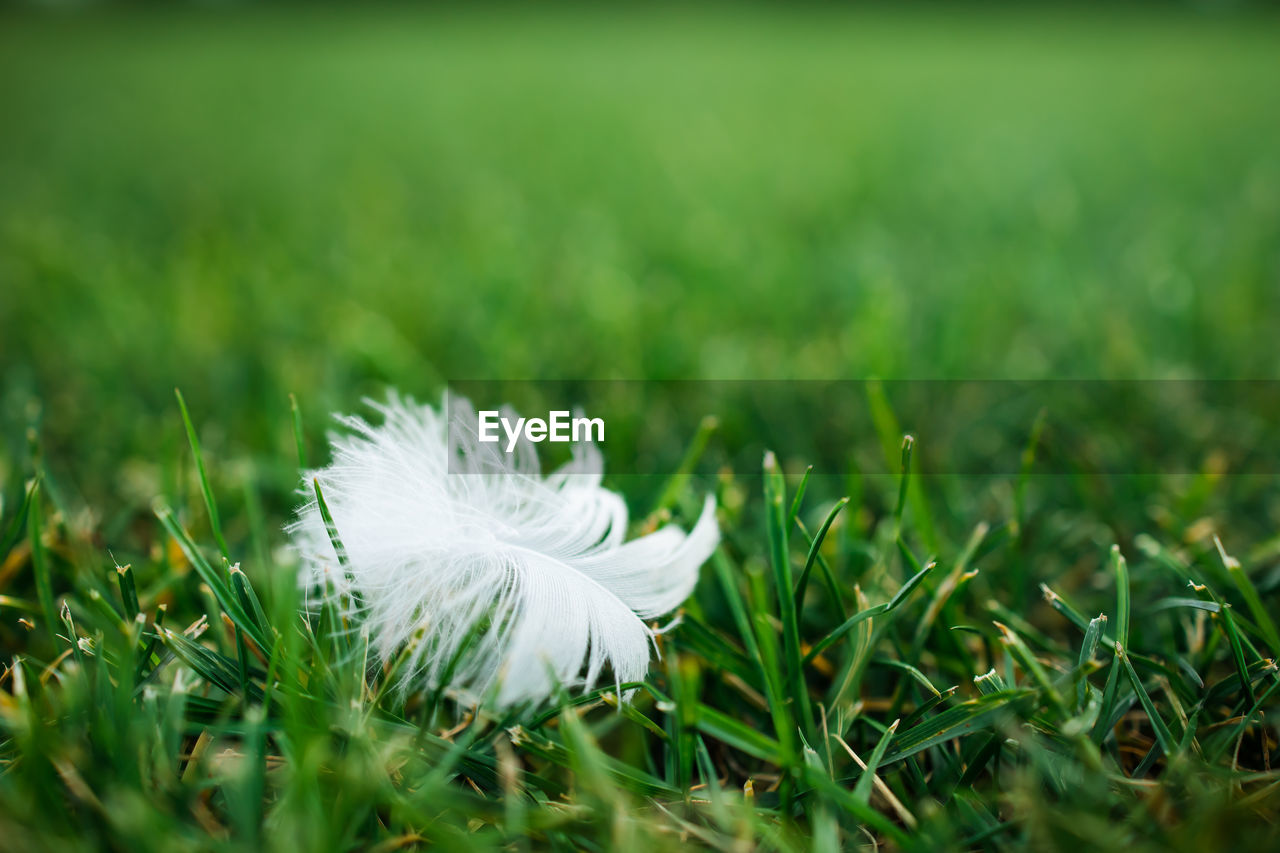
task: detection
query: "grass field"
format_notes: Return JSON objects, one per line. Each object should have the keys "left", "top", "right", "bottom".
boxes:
{"left": 2, "top": 4, "right": 1280, "bottom": 851}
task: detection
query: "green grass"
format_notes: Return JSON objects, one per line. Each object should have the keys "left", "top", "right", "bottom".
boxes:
{"left": 2, "top": 3, "right": 1280, "bottom": 851}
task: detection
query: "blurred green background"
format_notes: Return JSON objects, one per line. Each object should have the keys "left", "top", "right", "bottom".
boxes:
{"left": 2, "top": 3, "right": 1279, "bottom": 506}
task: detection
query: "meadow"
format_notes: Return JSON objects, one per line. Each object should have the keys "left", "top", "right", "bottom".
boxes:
{"left": 2, "top": 4, "right": 1280, "bottom": 850}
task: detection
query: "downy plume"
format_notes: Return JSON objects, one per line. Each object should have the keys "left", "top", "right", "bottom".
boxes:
{"left": 288, "top": 392, "right": 719, "bottom": 708}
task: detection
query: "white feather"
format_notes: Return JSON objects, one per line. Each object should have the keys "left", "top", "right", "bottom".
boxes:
{"left": 287, "top": 391, "right": 719, "bottom": 708}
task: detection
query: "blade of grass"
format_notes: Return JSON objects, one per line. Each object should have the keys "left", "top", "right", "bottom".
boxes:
{"left": 1189, "top": 580, "right": 1259, "bottom": 708}
{"left": 764, "top": 450, "right": 810, "bottom": 738}
{"left": 872, "top": 659, "right": 941, "bottom": 698}
{"left": 154, "top": 504, "right": 268, "bottom": 653}
{"left": 229, "top": 565, "right": 271, "bottom": 643}
{"left": 1, "top": 478, "right": 36, "bottom": 564}
{"left": 853, "top": 718, "right": 899, "bottom": 804}
{"left": 912, "top": 522, "right": 987, "bottom": 657}
{"left": 175, "top": 388, "right": 229, "bottom": 560}
{"left": 115, "top": 562, "right": 139, "bottom": 621}
{"left": 901, "top": 686, "right": 958, "bottom": 730}
{"left": 878, "top": 689, "right": 1034, "bottom": 765}
{"left": 60, "top": 601, "right": 85, "bottom": 669}
{"left": 695, "top": 704, "right": 783, "bottom": 764}
{"left": 313, "top": 478, "right": 364, "bottom": 613}
{"left": 508, "top": 726, "right": 679, "bottom": 798}
{"left": 1078, "top": 615, "right": 1106, "bottom": 709}
{"left": 1111, "top": 545, "right": 1131, "bottom": 650}
{"left": 894, "top": 435, "right": 913, "bottom": 534}
{"left": 527, "top": 681, "right": 665, "bottom": 729}
{"left": 84, "top": 588, "right": 127, "bottom": 635}
{"left": 289, "top": 392, "right": 309, "bottom": 469}
{"left": 1216, "top": 536, "right": 1280, "bottom": 656}
{"left": 793, "top": 497, "right": 848, "bottom": 612}
{"left": 828, "top": 586, "right": 877, "bottom": 709}
{"left": 866, "top": 380, "right": 937, "bottom": 549}
{"left": 787, "top": 465, "right": 813, "bottom": 528}
{"left": 672, "top": 616, "right": 759, "bottom": 688}
{"left": 1219, "top": 601, "right": 1257, "bottom": 709}
{"left": 653, "top": 414, "right": 717, "bottom": 515}
{"left": 744, "top": 558, "right": 797, "bottom": 810}
{"left": 158, "top": 626, "right": 263, "bottom": 702}
{"left": 1013, "top": 407, "right": 1047, "bottom": 538}
{"left": 805, "top": 561, "right": 935, "bottom": 665}
{"left": 605, "top": 694, "right": 669, "bottom": 743}
{"left": 1090, "top": 648, "right": 1125, "bottom": 748}
{"left": 1089, "top": 545, "right": 1132, "bottom": 747}
{"left": 801, "top": 736, "right": 840, "bottom": 851}
{"left": 800, "top": 765, "right": 909, "bottom": 847}
{"left": 710, "top": 549, "right": 767, "bottom": 673}
{"left": 795, "top": 517, "right": 848, "bottom": 619}
{"left": 995, "top": 621, "right": 1067, "bottom": 715}
{"left": 27, "top": 480, "right": 57, "bottom": 639}
{"left": 1118, "top": 646, "right": 1176, "bottom": 756}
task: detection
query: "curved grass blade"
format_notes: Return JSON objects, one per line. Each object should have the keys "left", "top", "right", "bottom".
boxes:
{"left": 912, "top": 522, "right": 987, "bottom": 655}
{"left": 787, "top": 464, "right": 813, "bottom": 528}
{"left": 805, "top": 560, "right": 935, "bottom": 665}
{"left": 312, "top": 478, "right": 363, "bottom": 664}
{"left": 879, "top": 688, "right": 1034, "bottom": 765}
{"left": 175, "top": 388, "right": 229, "bottom": 560}
{"left": 1219, "top": 601, "right": 1257, "bottom": 709}
{"left": 1216, "top": 536, "right": 1280, "bottom": 656}
{"left": 996, "top": 621, "right": 1066, "bottom": 714}
{"left": 793, "top": 497, "right": 848, "bottom": 612}
{"left": 872, "top": 659, "right": 941, "bottom": 697}
{"left": 795, "top": 516, "right": 848, "bottom": 618}
{"left": 901, "top": 685, "right": 958, "bottom": 730}
{"left": 1077, "top": 614, "right": 1106, "bottom": 709}
{"left": 154, "top": 504, "right": 269, "bottom": 653}
{"left": 1119, "top": 646, "right": 1176, "bottom": 756}
{"left": 159, "top": 626, "right": 264, "bottom": 703}
{"left": 229, "top": 565, "right": 271, "bottom": 642}
{"left": 853, "top": 718, "right": 899, "bottom": 804}
{"left": 0, "top": 478, "right": 36, "bottom": 565}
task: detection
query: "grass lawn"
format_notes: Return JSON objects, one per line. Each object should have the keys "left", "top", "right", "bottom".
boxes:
{"left": 2, "top": 4, "right": 1280, "bottom": 850}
